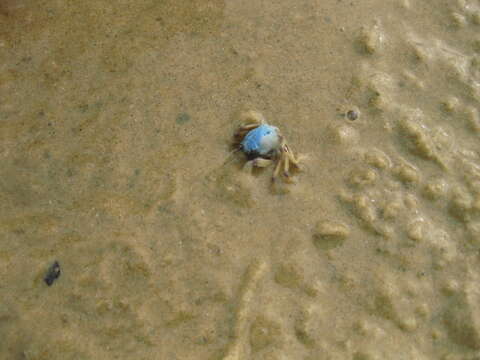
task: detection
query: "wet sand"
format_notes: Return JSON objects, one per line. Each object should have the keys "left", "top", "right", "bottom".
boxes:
{"left": 1, "top": 0, "right": 480, "bottom": 359}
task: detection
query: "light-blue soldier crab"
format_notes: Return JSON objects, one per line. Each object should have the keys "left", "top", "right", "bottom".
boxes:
{"left": 233, "top": 111, "right": 301, "bottom": 182}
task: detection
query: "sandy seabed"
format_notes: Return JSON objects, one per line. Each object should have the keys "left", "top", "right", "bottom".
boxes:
{"left": 1, "top": 0, "right": 480, "bottom": 359}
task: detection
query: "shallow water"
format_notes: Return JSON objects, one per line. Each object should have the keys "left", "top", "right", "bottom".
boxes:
{"left": 1, "top": 0, "right": 480, "bottom": 359}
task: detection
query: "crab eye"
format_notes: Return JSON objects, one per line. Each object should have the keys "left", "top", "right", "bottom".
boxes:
{"left": 266, "top": 131, "right": 271, "bottom": 135}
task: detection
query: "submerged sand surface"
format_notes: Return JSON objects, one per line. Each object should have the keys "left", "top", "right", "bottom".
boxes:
{"left": 1, "top": 0, "right": 480, "bottom": 359}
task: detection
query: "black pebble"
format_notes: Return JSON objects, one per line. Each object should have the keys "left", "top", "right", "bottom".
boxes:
{"left": 346, "top": 110, "right": 359, "bottom": 121}
{"left": 44, "top": 261, "right": 61, "bottom": 286}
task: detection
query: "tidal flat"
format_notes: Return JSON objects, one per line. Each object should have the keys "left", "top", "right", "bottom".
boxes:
{"left": 1, "top": 0, "right": 480, "bottom": 359}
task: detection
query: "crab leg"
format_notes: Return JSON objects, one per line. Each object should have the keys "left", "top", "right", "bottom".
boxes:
{"left": 287, "top": 152, "right": 300, "bottom": 168}
{"left": 283, "top": 153, "right": 290, "bottom": 176}
{"left": 283, "top": 143, "right": 300, "bottom": 168}
{"left": 253, "top": 158, "right": 273, "bottom": 168}
{"left": 243, "top": 158, "right": 273, "bottom": 173}
{"left": 280, "top": 149, "right": 297, "bottom": 183}
{"left": 272, "top": 154, "right": 284, "bottom": 180}
{"left": 234, "top": 124, "right": 261, "bottom": 142}
{"left": 240, "top": 110, "right": 266, "bottom": 125}
{"left": 240, "top": 123, "right": 261, "bottom": 130}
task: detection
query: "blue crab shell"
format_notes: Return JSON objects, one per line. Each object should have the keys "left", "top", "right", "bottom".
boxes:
{"left": 241, "top": 124, "right": 280, "bottom": 159}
